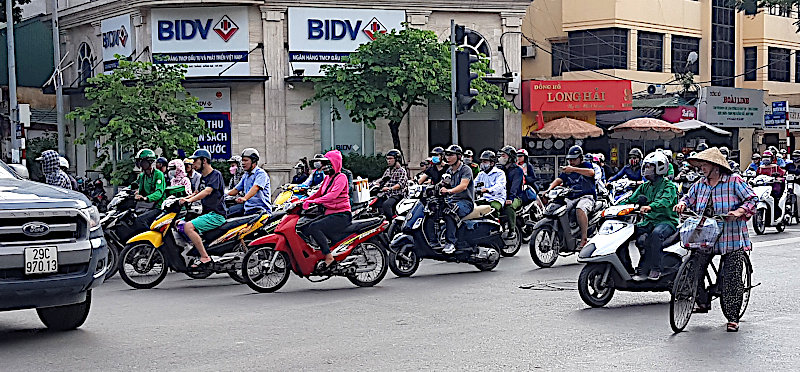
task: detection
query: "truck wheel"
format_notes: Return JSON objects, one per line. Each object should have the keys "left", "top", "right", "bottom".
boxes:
{"left": 36, "top": 290, "right": 92, "bottom": 331}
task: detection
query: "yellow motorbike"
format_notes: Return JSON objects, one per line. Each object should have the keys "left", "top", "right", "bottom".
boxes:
{"left": 118, "top": 197, "right": 284, "bottom": 289}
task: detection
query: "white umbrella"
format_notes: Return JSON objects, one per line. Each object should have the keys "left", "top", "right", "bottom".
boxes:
{"left": 672, "top": 120, "right": 732, "bottom": 136}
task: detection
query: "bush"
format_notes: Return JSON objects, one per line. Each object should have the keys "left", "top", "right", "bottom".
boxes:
{"left": 342, "top": 152, "right": 385, "bottom": 180}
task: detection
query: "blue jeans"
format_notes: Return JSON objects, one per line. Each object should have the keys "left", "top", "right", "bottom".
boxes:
{"left": 227, "top": 204, "right": 264, "bottom": 218}
{"left": 634, "top": 223, "right": 676, "bottom": 273}
{"left": 444, "top": 200, "right": 474, "bottom": 245}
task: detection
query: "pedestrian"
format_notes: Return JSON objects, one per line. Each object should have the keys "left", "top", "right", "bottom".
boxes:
{"left": 674, "top": 147, "right": 757, "bottom": 332}
{"left": 37, "top": 150, "right": 72, "bottom": 189}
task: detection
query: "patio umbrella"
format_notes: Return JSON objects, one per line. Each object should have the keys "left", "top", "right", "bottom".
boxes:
{"left": 672, "top": 119, "right": 732, "bottom": 136}
{"left": 532, "top": 117, "right": 603, "bottom": 140}
{"left": 609, "top": 117, "right": 685, "bottom": 140}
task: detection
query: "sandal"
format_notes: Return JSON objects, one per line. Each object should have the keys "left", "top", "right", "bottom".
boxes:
{"left": 190, "top": 258, "right": 213, "bottom": 269}
{"left": 726, "top": 322, "right": 739, "bottom": 332}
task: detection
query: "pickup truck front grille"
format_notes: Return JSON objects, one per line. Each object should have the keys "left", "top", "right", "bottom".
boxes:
{"left": 0, "top": 263, "right": 89, "bottom": 280}
{"left": 0, "top": 210, "right": 86, "bottom": 245}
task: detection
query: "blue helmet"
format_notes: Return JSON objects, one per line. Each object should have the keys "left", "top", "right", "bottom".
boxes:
{"left": 566, "top": 145, "right": 584, "bottom": 160}
{"left": 189, "top": 149, "right": 212, "bottom": 161}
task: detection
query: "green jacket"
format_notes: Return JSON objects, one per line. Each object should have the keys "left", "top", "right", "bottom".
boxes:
{"left": 137, "top": 170, "right": 167, "bottom": 208}
{"left": 622, "top": 176, "right": 679, "bottom": 229}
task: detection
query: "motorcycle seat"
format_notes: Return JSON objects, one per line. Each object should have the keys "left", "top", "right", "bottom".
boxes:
{"left": 201, "top": 214, "right": 261, "bottom": 241}
{"left": 340, "top": 217, "right": 384, "bottom": 234}
{"left": 463, "top": 204, "right": 494, "bottom": 221}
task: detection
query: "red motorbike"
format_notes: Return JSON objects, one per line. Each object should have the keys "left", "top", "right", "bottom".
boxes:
{"left": 240, "top": 203, "right": 389, "bottom": 293}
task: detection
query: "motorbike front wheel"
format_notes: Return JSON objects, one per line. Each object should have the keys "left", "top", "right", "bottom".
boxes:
{"left": 753, "top": 208, "right": 766, "bottom": 235}
{"left": 530, "top": 227, "right": 560, "bottom": 268}
{"left": 578, "top": 264, "right": 615, "bottom": 307}
{"left": 388, "top": 246, "right": 420, "bottom": 277}
{"left": 241, "top": 246, "right": 291, "bottom": 293}
{"left": 119, "top": 243, "right": 168, "bottom": 289}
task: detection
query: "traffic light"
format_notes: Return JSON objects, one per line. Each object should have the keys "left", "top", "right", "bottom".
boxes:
{"left": 455, "top": 50, "right": 479, "bottom": 115}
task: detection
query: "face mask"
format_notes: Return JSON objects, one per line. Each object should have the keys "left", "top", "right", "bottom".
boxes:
{"left": 431, "top": 156, "right": 441, "bottom": 164}
{"left": 480, "top": 163, "right": 492, "bottom": 172}
{"left": 498, "top": 157, "right": 508, "bottom": 165}
{"left": 762, "top": 159, "right": 771, "bottom": 166}
{"left": 169, "top": 170, "right": 176, "bottom": 178}
{"left": 630, "top": 159, "right": 639, "bottom": 167}
{"left": 322, "top": 165, "right": 334, "bottom": 175}
{"left": 464, "top": 157, "right": 472, "bottom": 165}
{"left": 229, "top": 166, "right": 238, "bottom": 175}
{"left": 313, "top": 161, "right": 322, "bottom": 169}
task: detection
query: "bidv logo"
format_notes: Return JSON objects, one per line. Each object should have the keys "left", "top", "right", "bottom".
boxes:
{"left": 158, "top": 15, "right": 239, "bottom": 42}
{"left": 22, "top": 221, "right": 50, "bottom": 237}
{"left": 103, "top": 25, "right": 128, "bottom": 49}
{"left": 307, "top": 17, "right": 388, "bottom": 41}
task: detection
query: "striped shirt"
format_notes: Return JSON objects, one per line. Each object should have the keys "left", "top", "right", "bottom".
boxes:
{"left": 680, "top": 173, "right": 757, "bottom": 254}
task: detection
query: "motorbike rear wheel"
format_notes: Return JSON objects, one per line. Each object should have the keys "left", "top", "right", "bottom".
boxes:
{"left": 530, "top": 227, "right": 560, "bottom": 268}
{"left": 347, "top": 239, "right": 388, "bottom": 287}
{"left": 753, "top": 208, "right": 766, "bottom": 235}
{"left": 227, "top": 242, "right": 248, "bottom": 284}
{"left": 473, "top": 247, "right": 500, "bottom": 271}
{"left": 119, "top": 243, "right": 168, "bottom": 289}
{"left": 388, "top": 246, "right": 420, "bottom": 277}
{"left": 578, "top": 264, "right": 615, "bottom": 307}
{"left": 104, "top": 242, "right": 120, "bottom": 280}
{"left": 241, "top": 246, "right": 291, "bottom": 293}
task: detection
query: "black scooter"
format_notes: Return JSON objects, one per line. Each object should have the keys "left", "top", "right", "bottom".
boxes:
{"left": 388, "top": 175, "right": 503, "bottom": 277}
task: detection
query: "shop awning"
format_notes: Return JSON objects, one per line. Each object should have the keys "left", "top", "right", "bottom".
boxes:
{"left": 632, "top": 96, "right": 690, "bottom": 108}
{"left": 672, "top": 120, "right": 732, "bottom": 136}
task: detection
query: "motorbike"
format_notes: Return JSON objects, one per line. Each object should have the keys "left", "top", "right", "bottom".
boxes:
{"left": 474, "top": 182, "right": 530, "bottom": 257}
{"left": 674, "top": 165, "right": 700, "bottom": 197}
{"left": 529, "top": 186, "right": 607, "bottom": 268}
{"left": 87, "top": 179, "right": 109, "bottom": 213}
{"left": 576, "top": 198, "right": 688, "bottom": 307}
{"left": 273, "top": 184, "right": 314, "bottom": 212}
{"left": 388, "top": 176, "right": 503, "bottom": 277}
{"left": 750, "top": 174, "right": 788, "bottom": 235}
{"left": 607, "top": 179, "right": 638, "bottom": 205}
{"left": 784, "top": 173, "right": 800, "bottom": 225}
{"left": 387, "top": 182, "right": 423, "bottom": 240}
{"left": 239, "top": 203, "right": 389, "bottom": 293}
{"left": 118, "top": 197, "right": 278, "bottom": 289}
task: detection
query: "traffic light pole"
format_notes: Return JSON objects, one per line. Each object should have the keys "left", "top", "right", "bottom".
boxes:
{"left": 450, "top": 19, "right": 458, "bottom": 145}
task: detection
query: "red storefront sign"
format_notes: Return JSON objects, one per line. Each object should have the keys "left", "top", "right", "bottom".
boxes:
{"left": 661, "top": 106, "right": 697, "bottom": 123}
{"left": 522, "top": 80, "right": 633, "bottom": 112}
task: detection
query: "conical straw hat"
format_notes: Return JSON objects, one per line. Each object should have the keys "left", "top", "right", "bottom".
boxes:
{"left": 687, "top": 147, "right": 732, "bottom": 173}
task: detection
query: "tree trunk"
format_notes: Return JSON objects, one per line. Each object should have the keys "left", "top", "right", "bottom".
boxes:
{"left": 388, "top": 121, "right": 402, "bottom": 155}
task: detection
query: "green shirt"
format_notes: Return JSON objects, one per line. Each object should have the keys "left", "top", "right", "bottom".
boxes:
{"left": 622, "top": 176, "right": 679, "bottom": 229}
{"left": 137, "top": 170, "right": 167, "bottom": 208}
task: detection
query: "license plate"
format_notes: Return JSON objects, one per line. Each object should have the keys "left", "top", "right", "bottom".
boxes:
{"left": 24, "top": 247, "right": 58, "bottom": 275}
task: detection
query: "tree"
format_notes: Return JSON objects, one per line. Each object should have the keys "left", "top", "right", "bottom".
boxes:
{"left": 301, "top": 27, "right": 514, "bottom": 155}
{"left": 67, "top": 57, "right": 207, "bottom": 185}
{"left": 1, "top": 0, "right": 31, "bottom": 23}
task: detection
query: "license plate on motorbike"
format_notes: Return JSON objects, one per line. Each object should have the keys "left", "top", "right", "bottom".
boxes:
{"left": 24, "top": 247, "right": 58, "bottom": 275}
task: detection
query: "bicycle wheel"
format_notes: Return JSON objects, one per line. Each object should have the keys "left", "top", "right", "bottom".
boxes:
{"left": 670, "top": 256, "right": 698, "bottom": 333}
{"left": 739, "top": 253, "right": 753, "bottom": 320}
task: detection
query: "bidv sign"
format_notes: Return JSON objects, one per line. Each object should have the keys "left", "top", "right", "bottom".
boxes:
{"left": 100, "top": 14, "right": 135, "bottom": 72}
{"left": 157, "top": 15, "right": 239, "bottom": 42}
{"left": 307, "top": 17, "right": 388, "bottom": 41}
{"left": 103, "top": 25, "right": 128, "bottom": 49}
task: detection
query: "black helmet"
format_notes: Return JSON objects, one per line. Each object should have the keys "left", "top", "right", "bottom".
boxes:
{"left": 241, "top": 148, "right": 260, "bottom": 162}
{"left": 386, "top": 148, "right": 403, "bottom": 163}
{"left": 628, "top": 148, "right": 643, "bottom": 159}
{"left": 499, "top": 145, "right": 517, "bottom": 159}
{"left": 479, "top": 150, "right": 497, "bottom": 162}
{"left": 566, "top": 145, "right": 584, "bottom": 160}
{"left": 156, "top": 157, "right": 168, "bottom": 167}
{"left": 444, "top": 144, "right": 463, "bottom": 156}
{"left": 752, "top": 153, "right": 761, "bottom": 161}
{"left": 189, "top": 149, "right": 212, "bottom": 162}
{"left": 430, "top": 146, "right": 445, "bottom": 156}
{"left": 696, "top": 143, "right": 709, "bottom": 152}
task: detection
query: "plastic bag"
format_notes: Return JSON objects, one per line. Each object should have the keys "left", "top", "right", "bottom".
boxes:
{"left": 679, "top": 216, "right": 721, "bottom": 250}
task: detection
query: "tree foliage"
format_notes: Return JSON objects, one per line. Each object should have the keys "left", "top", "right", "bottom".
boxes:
{"left": 67, "top": 58, "right": 207, "bottom": 185}
{"left": 0, "top": 0, "right": 31, "bottom": 23}
{"left": 302, "top": 27, "right": 514, "bottom": 155}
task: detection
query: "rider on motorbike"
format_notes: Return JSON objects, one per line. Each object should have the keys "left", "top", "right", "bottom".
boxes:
{"left": 134, "top": 149, "right": 166, "bottom": 208}
{"left": 545, "top": 145, "right": 596, "bottom": 248}
{"left": 787, "top": 150, "right": 800, "bottom": 175}
{"left": 227, "top": 148, "right": 272, "bottom": 217}
{"left": 719, "top": 147, "right": 739, "bottom": 173}
{"left": 499, "top": 145, "right": 524, "bottom": 240}
{"left": 300, "top": 154, "right": 326, "bottom": 188}
{"left": 674, "top": 152, "right": 685, "bottom": 170}
{"left": 464, "top": 149, "right": 480, "bottom": 177}
{"left": 180, "top": 149, "right": 228, "bottom": 267}
{"left": 374, "top": 149, "right": 409, "bottom": 219}
{"left": 438, "top": 145, "right": 475, "bottom": 254}
{"left": 586, "top": 154, "right": 607, "bottom": 197}
{"left": 292, "top": 159, "right": 310, "bottom": 184}
{"left": 155, "top": 157, "right": 170, "bottom": 183}
{"left": 59, "top": 156, "right": 79, "bottom": 191}
{"left": 516, "top": 149, "right": 537, "bottom": 187}
{"left": 475, "top": 150, "right": 507, "bottom": 214}
{"left": 302, "top": 150, "right": 352, "bottom": 268}
{"left": 758, "top": 150, "right": 785, "bottom": 177}
{"left": 418, "top": 146, "right": 447, "bottom": 185}
{"left": 168, "top": 159, "right": 192, "bottom": 195}
{"left": 747, "top": 154, "right": 761, "bottom": 173}
{"left": 620, "top": 151, "right": 679, "bottom": 281}
{"left": 227, "top": 155, "right": 244, "bottom": 195}
{"left": 608, "top": 148, "right": 643, "bottom": 182}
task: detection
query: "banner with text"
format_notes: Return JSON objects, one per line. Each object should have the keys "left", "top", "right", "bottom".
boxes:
{"left": 698, "top": 87, "right": 764, "bottom": 128}
{"left": 186, "top": 88, "right": 232, "bottom": 159}
{"left": 521, "top": 80, "right": 633, "bottom": 112}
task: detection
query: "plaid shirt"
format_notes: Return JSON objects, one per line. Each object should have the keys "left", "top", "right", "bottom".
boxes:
{"left": 680, "top": 173, "right": 757, "bottom": 254}
{"left": 380, "top": 166, "right": 408, "bottom": 197}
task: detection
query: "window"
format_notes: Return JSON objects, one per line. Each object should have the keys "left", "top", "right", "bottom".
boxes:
{"left": 711, "top": 0, "right": 735, "bottom": 87}
{"left": 768, "top": 47, "right": 790, "bottom": 82}
{"left": 744, "top": 47, "right": 757, "bottom": 81}
{"left": 637, "top": 31, "right": 663, "bottom": 72}
{"left": 77, "top": 42, "right": 94, "bottom": 86}
{"left": 567, "top": 28, "right": 628, "bottom": 71}
{"left": 551, "top": 42, "right": 569, "bottom": 76}
{"left": 671, "top": 36, "right": 700, "bottom": 74}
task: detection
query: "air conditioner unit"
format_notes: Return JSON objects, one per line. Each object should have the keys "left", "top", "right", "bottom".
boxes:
{"left": 647, "top": 84, "right": 666, "bottom": 95}
{"left": 521, "top": 45, "right": 536, "bottom": 59}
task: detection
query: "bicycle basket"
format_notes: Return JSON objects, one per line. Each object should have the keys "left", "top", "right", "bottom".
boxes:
{"left": 679, "top": 216, "right": 721, "bottom": 250}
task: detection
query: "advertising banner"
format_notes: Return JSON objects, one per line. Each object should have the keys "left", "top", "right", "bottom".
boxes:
{"left": 288, "top": 7, "right": 406, "bottom": 76}
{"left": 521, "top": 80, "right": 633, "bottom": 112}
{"left": 789, "top": 107, "right": 800, "bottom": 130}
{"left": 151, "top": 7, "right": 250, "bottom": 77}
{"left": 186, "top": 88, "right": 232, "bottom": 159}
{"left": 765, "top": 101, "right": 789, "bottom": 130}
{"left": 101, "top": 14, "right": 134, "bottom": 72}
{"left": 698, "top": 87, "right": 764, "bottom": 128}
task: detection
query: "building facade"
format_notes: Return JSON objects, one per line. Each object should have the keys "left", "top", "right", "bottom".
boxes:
{"left": 52, "top": 0, "right": 527, "bottom": 186}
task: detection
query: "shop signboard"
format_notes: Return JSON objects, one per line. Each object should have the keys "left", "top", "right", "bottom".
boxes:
{"left": 151, "top": 7, "right": 250, "bottom": 77}
{"left": 788, "top": 107, "right": 800, "bottom": 130}
{"left": 186, "top": 88, "right": 232, "bottom": 159}
{"left": 101, "top": 14, "right": 135, "bottom": 72}
{"left": 521, "top": 80, "right": 633, "bottom": 112}
{"left": 698, "top": 87, "right": 764, "bottom": 128}
{"left": 288, "top": 7, "right": 406, "bottom": 76}
{"left": 765, "top": 101, "right": 789, "bottom": 130}
{"left": 661, "top": 105, "right": 696, "bottom": 123}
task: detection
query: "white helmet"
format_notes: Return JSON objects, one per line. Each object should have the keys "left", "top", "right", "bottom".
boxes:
{"left": 642, "top": 151, "right": 669, "bottom": 176}
{"left": 59, "top": 156, "right": 69, "bottom": 169}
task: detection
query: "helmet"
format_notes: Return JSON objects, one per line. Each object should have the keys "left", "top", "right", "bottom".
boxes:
{"left": 241, "top": 148, "right": 260, "bottom": 162}
{"left": 584, "top": 154, "right": 593, "bottom": 162}
{"left": 628, "top": 148, "right": 643, "bottom": 159}
{"left": 696, "top": 143, "right": 709, "bottom": 152}
{"left": 430, "top": 146, "right": 445, "bottom": 156}
{"left": 183, "top": 158, "right": 193, "bottom": 165}
{"left": 642, "top": 151, "right": 670, "bottom": 176}
{"left": 136, "top": 148, "right": 156, "bottom": 160}
{"left": 752, "top": 153, "right": 762, "bottom": 161}
{"left": 294, "top": 161, "right": 304, "bottom": 169}
{"left": 792, "top": 150, "right": 800, "bottom": 158}
{"left": 59, "top": 156, "right": 69, "bottom": 169}
{"left": 499, "top": 145, "right": 517, "bottom": 159}
{"left": 780, "top": 148, "right": 788, "bottom": 155}
{"left": 763, "top": 150, "right": 774, "bottom": 158}
{"left": 156, "top": 157, "right": 168, "bottom": 167}
{"left": 596, "top": 153, "right": 605, "bottom": 162}
{"left": 463, "top": 149, "right": 474, "bottom": 157}
{"left": 386, "top": 148, "right": 403, "bottom": 163}
{"left": 227, "top": 155, "right": 242, "bottom": 164}
{"left": 189, "top": 149, "right": 212, "bottom": 161}
{"left": 444, "top": 144, "right": 463, "bottom": 156}
{"left": 479, "top": 150, "right": 497, "bottom": 162}
{"left": 566, "top": 145, "right": 584, "bottom": 160}
{"left": 676, "top": 152, "right": 685, "bottom": 161}
{"left": 516, "top": 148, "right": 529, "bottom": 157}
{"left": 719, "top": 146, "right": 730, "bottom": 158}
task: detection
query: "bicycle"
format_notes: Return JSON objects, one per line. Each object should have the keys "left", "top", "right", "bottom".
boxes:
{"left": 669, "top": 211, "right": 757, "bottom": 333}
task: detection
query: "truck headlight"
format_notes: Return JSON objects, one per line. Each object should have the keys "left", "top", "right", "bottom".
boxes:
{"left": 81, "top": 206, "right": 101, "bottom": 231}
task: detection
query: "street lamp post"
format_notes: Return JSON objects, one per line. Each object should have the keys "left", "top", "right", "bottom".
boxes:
{"left": 5, "top": 0, "right": 20, "bottom": 163}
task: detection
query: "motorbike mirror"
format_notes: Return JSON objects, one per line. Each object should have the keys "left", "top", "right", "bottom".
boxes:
{"left": 637, "top": 195, "right": 649, "bottom": 206}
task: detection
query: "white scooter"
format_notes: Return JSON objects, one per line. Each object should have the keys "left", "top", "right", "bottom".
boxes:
{"left": 750, "top": 174, "right": 788, "bottom": 235}
{"left": 576, "top": 197, "right": 688, "bottom": 307}
{"left": 387, "top": 182, "right": 423, "bottom": 239}
{"left": 607, "top": 179, "right": 638, "bottom": 205}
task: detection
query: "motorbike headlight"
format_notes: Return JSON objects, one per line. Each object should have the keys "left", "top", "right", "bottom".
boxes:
{"left": 599, "top": 221, "right": 626, "bottom": 235}
{"left": 81, "top": 206, "right": 101, "bottom": 231}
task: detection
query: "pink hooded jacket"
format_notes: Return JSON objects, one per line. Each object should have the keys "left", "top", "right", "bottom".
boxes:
{"left": 169, "top": 159, "right": 192, "bottom": 195}
{"left": 303, "top": 150, "right": 351, "bottom": 215}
